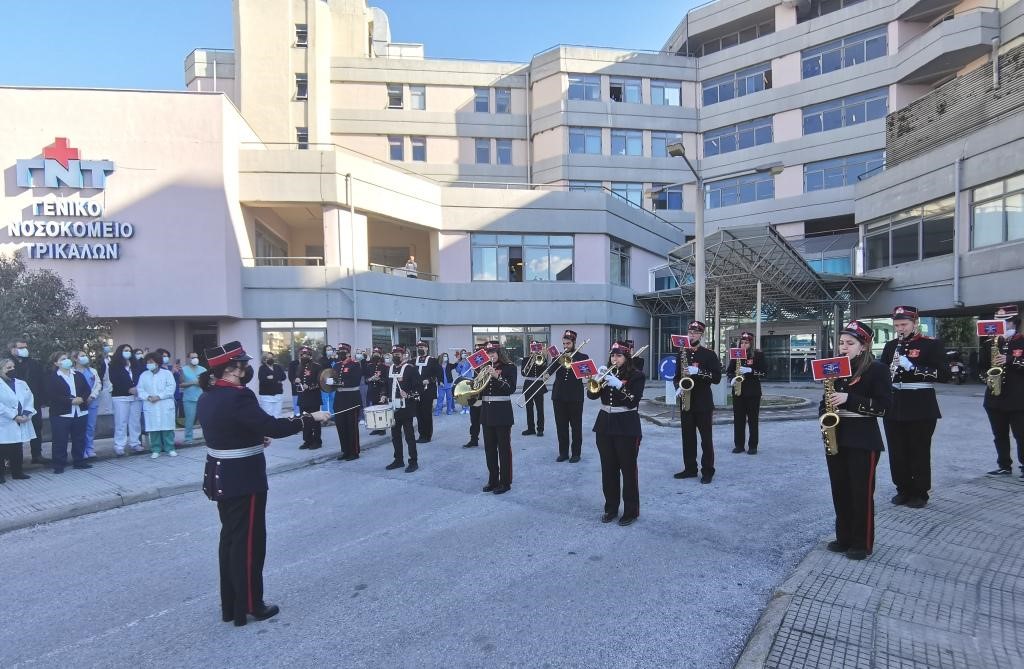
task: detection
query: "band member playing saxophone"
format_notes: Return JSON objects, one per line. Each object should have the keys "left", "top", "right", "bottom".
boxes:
{"left": 672, "top": 321, "right": 721, "bottom": 484}
{"left": 879, "top": 306, "right": 947, "bottom": 508}
{"left": 820, "top": 321, "right": 890, "bottom": 561}
{"left": 980, "top": 305, "right": 1024, "bottom": 477}
{"left": 726, "top": 331, "right": 766, "bottom": 455}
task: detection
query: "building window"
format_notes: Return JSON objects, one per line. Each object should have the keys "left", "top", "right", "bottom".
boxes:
{"left": 609, "top": 76, "right": 642, "bottom": 103}
{"left": 802, "top": 27, "right": 887, "bottom": 79}
{"left": 471, "top": 234, "right": 573, "bottom": 282}
{"left": 568, "top": 127, "right": 602, "bottom": 154}
{"left": 568, "top": 74, "right": 600, "bottom": 101}
{"left": 697, "top": 20, "right": 774, "bottom": 55}
{"left": 495, "top": 87, "right": 511, "bottom": 114}
{"left": 651, "top": 131, "right": 683, "bottom": 158}
{"left": 411, "top": 136, "right": 426, "bottom": 162}
{"left": 804, "top": 150, "right": 885, "bottom": 192}
{"left": 797, "top": 0, "right": 867, "bottom": 23}
{"left": 388, "top": 136, "right": 404, "bottom": 161}
{"left": 495, "top": 139, "right": 512, "bottom": 165}
{"left": 972, "top": 173, "right": 1024, "bottom": 248}
{"left": 471, "top": 326, "right": 550, "bottom": 363}
{"left": 568, "top": 180, "right": 603, "bottom": 192}
{"left": 474, "top": 87, "right": 490, "bottom": 113}
{"left": 652, "top": 184, "right": 683, "bottom": 210}
{"left": 387, "top": 83, "right": 403, "bottom": 109}
{"left": 254, "top": 223, "right": 288, "bottom": 266}
{"left": 410, "top": 85, "right": 425, "bottom": 110}
{"left": 610, "top": 241, "right": 630, "bottom": 287}
{"left": 260, "top": 321, "right": 327, "bottom": 372}
{"left": 295, "top": 74, "right": 308, "bottom": 100}
{"left": 475, "top": 138, "right": 491, "bottom": 164}
{"left": 703, "top": 117, "right": 773, "bottom": 157}
{"left": 611, "top": 182, "right": 644, "bottom": 208}
{"left": 706, "top": 174, "right": 774, "bottom": 209}
{"left": 295, "top": 24, "right": 308, "bottom": 47}
{"left": 803, "top": 88, "right": 888, "bottom": 135}
{"left": 611, "top": 129, "right": 643, "bottom": 156}
{"left": 296, "top": 127, "right": 309, "bottom": 150}
{"left": 610, "top": 325, "right": 629, "bottom": 345}
{"left": 702, "top": 62, "right": 771, "bottom": 106}
{"left": 863, "top": 196, "right": 955, "bottom": 269}
{"left": 651, "top": 80, "right": 682, "bottom": 106}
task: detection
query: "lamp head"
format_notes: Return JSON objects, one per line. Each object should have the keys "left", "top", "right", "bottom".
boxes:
{"left": 666, "top": 142, "right": 686, "bottom": 158}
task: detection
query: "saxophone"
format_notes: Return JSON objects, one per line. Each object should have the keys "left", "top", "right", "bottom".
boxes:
{"left": 986, "top": 336, "right": 1004, "bottom": 397}
{"left": 677, "top": 349, "right": 694, "bottom": 412}
{"left": 819, "top": 378, "right": 840, "bottom": 456}
{"left": 732, "top": 360, "right": 744, "bottom": 397}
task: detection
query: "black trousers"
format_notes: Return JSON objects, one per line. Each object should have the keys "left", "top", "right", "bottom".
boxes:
{"left": 680, "top": 410, "right": 714, "bottom": 475}
{"left": 525, "top": 392, "right": 545, "bottom": 432}
{"left": 334, "top": 410, "right": 361, "bottom": 458}
{"left": 0, "top": 442, "right": 26, "bottom": 479}
{"left": 30, "top": 412, "right": 42, "bottom": 459}
{"left": 826, "top": 448, "right": 879, "bottom": 553}
{"left": 883, "top": 418, "right": 935, "bottom": 500}
{"left": 483, "top": 425, "right": 512, "bottom": 486}
{"left": 732, "top": 395, "right": 761, "bottom": 449}
{"left": 985, "top": 408, "right": 1024, "bottom": 471}
{"left": 302, "top": 417, "right": 321, "bottom": 447}
{"left": 553, "top": 400, "right": 583, "bottom": 458}
{"left": 392, "top": 404, "right": 417, "bottom": 463}
{"left": 596, "top": 433, "right": 640, "bottom": 518}
{"left": 415, "top": 395, "right": 434, "bottom": 439}
{"left": 468, "top": 404, "right": 481, "bottom": 443}
{"left": 217, "top": 492, "right": 268, "bottom": 620}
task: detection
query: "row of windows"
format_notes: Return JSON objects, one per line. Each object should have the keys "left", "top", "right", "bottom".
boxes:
{"left": 568, "top": 75, "right": 683, "bottom": 106}
{"left": 388, "top": 136, "right": 428, "bottom": 162}
{"left": 694, "top": 20, "right": 775, "bottom": 57}
{"left": 702, "top": 63, "right": 772, "bottom": 106}
{"left": 475, "top": 138, "right": 514, "bottom": 165}
{"left": 705, "top": 173, "right": 774, "bottom": 209}
{"left": 864, "top": 197, "right": 955, "bottom": 270}
{"left": 802, "top": 26, "right": 887, "bottom": 79}
{"left": 568, "top": 128, "right": 683, "bottom": 157}
{"left": 803, "top": 88, "right": 888, "bottom": 135}
{"left": 565, "top": 182, "right": 684, "bottom": 211}
{"left": 797, "top": 0, "right": 866, "bottom": 24}
{"left": 703, "top": 117, "right": 772, "bottom": 157}
{"left": 383, "top": 84, "right": 512, "bottom": 113}
{"left": 972, "top": 173, "right": 1024, "bottom": 248}
{"left": 386, "top": 136, "right": 514, "bottom": 164}
{"left": 804, "top": 150, "right": 885, "bottom": 192}
{"left": 471, "top": 234, "right": 574, "bottom": 282}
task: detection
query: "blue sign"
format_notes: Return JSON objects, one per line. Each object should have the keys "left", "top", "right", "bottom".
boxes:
{"left": 823, "top": 361, "right": 841, "bottom": 375}
{"left": 659, "top": 355, "right": 677, "bottom": 380}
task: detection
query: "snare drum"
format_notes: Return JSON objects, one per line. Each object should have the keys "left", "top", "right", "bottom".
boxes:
{"left": 364, "top": 404, "right": 395, "bottom": 430}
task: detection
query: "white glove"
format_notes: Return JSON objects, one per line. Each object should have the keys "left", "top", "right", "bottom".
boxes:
{"left": 675, "top": 386, "right": 684, "bottom": 398}
{"left": 739, "top": 366, "right": 752, "bottom": 374}
{"left": 687, "top": 365, "right": 699, "bottom": 375}
{"left": 325, "top": 377, "right": 334, "bottom": 386}
{"left": 898, "top": 355, "right": 913, "bottom": 371}
{"left": 730, "top": 376, "right": 740, "bottom": 386}
{"left": 605, "top": 375, "right": 623, "bottom": 389}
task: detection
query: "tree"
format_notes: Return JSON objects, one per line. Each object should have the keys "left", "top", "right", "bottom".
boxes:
{"left": 937, "top": 316, "right": 975, "bottom": 349}
{"left": 0, "top": 255, "right": 112, "bottom": 363}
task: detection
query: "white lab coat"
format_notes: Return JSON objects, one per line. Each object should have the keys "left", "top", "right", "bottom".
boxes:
{"left": 136, "top": 368, "right": 177, "bottom": 432}
{"left": 0, "top": 378, "right": 37, "bottom": 444}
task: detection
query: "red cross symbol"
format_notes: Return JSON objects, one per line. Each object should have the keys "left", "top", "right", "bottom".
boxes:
{"left": 43, "top": 138, "right": 80, "bottom": 169}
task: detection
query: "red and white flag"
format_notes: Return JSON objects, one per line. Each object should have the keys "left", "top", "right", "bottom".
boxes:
{"left": 570, "top": 358, "right": 599, "bottom": 379}
{"left": 977, "top": 320, "right": 1006, "bottom": 338}
{"left": 811, "top": 356, "right": 852, "bottom": 381}
{"left": 467, "top": 349, "right": 490, "bottom": 369}
{"left": 671, "top": 334, "right": 693, "bottom": 349}
{"left": 728, "top": 347, "right": 745, "bottom": 360}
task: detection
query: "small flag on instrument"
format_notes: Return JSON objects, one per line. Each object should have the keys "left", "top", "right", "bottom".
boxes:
{"left": 729, "top": 347, "right": 746, "bottom": 360}
{"left": 570, "top": 358, "right": 598, "bottom": 379}
{"left": 547, "top": 344, "right": 560, "bottom": 358}
{"left": 811, "top": 356, "right": 852, "bottom": 381}
{"left": 977, "top": 319, "right": 1006, "bottom": 337}
{"left": 467, "top": 349, "right": 490, "bottom": 369}
{"left": 530, "top": 341, "right": 544, "bottom": 353}
{"left": 671, "top": 334, "right": 693, "bottom": 349}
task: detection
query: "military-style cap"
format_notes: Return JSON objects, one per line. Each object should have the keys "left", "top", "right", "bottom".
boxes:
{"left": 688, "top": 321, "right": 706, "bottom": 333}
{"left": 609, "top": 341, "right": 629, "bottom": 355}
{"left": 739, "top": 331, "right": 754, "bottom": 342}
{"left": 205, "top": 341, "right": 251, "bottom": 367}
{"left": 892, "top": 305, "right": 919, "bottom": 321}
{"left": 562, "top": 329, "right": 577, "bottom": 341}
{"left": 842, "top": 320, "right": 874, "bottom": 344}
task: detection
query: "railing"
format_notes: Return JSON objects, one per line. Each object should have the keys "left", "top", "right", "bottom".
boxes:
{"left": 242, "top": 256, "right": 324, "bottom": 267}
{"left": 368, "top": 263, "right": 439, "bottom": 281}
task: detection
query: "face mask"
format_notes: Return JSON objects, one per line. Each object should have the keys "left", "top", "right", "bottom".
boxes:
{"left": 442, "top": 356, "right": 448, "bottom": 363}
{"left": 146, "top": 362, "right": 158, "bottom": 372}
{"left": 1, "top": 368, "right": 11, "bottom": 378}
{"left": 122, "top": 350, "right": 132, "bottom": 359}
{"left": 134, "top": 353, "right": 143, "bottom": 360}
{"left": 300, "top": 355, "right": 311, "bottom": 362}
{"left": 357, "top": 354, "right": 366, "bottom": 361}
{"left": 162, "top": 356, "right": 170, "bottom": 364}
{"left": 16, "top": 348, "right": 28, "bottom": 358}
{"left": 265, "top": 358, "right": 274, "bottom": 366}
{"left": 392, "top": 355, "right": 402, "bottom": 365}
{"left": 102, "top": 345, "right": 111, "bottom": 354}
{"left": 78, "top": 355, "right": 90, "bottom": 366}
{"left": 60, "top": 359, "right": 74, "bottom": 370}
{"left": 339, "top": 352, "right": 349, "bottom": 360}
{"left": 239, "top": 365, "right": 254, "bottom": 385}
{"left": 191, "top": 357, "right": 200, "bottom": 365}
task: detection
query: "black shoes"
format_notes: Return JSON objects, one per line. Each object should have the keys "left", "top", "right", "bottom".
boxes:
{"left": 463, "top": 441, "right": 478, "bottom": 448}
{"left": 31, "top": 456, "right": 52, "bottom": 465}
{"left": 891, "top": 494, "right": 908, "bottom": 505}
{"left": 700, "top": 475, "right": 713, "bottom": 484}
{"left": 601, "top": 512, "right": 617, "bottom": 523}
{"left": 370, "top": 429, "right": 386, "bottom": 436}
{"left": 53, "top": 468, "right": 65, "bottom": 474}
{"left": 987, "top": 468, "right": 1012, "bottom": 476}
{"left": 233, "top": 603, "right": 280, "bottom": 627}
{"left": 298, "top": 443, "right": 310, "bottom": 450}
{"left": 747, "top": 448, "right": 757, "bottom": 455}
{"left": 846, "top": 549, "right": 869, "bottom": 561}
{"left": 731, "top": 447, "right": 745, "bottom": 454}
{"left": 307, "top": 443, "right": 322, "bottom": 450}
{"left": 826, "top": 541, "right": 849, "bottom": 553}
{"left": 522, "top": 429, "right": 536, "bottom": 436}
{"left": 536, "top": 429, "right": 544, "bottom": 436}
{"left": 337, "top": 454, "right": 359, "bottom": 461}
{"left": 556, "top": 455, "right": 569, "bottom": 462}
{"left": 482, "top": 483, "right": 497, "bottom": 492}
{"left": 905, "top": 497, "right": 927, "bottom": 508}
{"left": 618, "top": 515, "right": 637, "bottom": 526}
{"left": 417, "top": 437, "right": 431, "bottom": 444}
{"left": 73, "top": 463, "right": 93, "bottom": 470}
{"left": 405, "top": 461, "right": 418, "bottom": 473}
{"left": 674, "top": 470, "right": 698, "bottom": 479}
{"left": 385, "top": 460, "right": 404, "bottom": 470}
{"left": 492, "top": 485, "right": 510, "bottom": 495}
{"left": 568, "top": 455, "right": 581, "bottom": 463}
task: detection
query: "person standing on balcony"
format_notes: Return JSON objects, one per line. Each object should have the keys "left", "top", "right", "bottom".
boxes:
{"left": 404, "top": 255, "right": 418, "bottom": 278}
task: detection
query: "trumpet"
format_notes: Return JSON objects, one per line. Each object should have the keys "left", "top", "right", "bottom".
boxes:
{"left": 587, "top": 365, "right": 615, "bottom": 394}
{"left": 987, "top": 336, "right": 1004, "bottom": 396}
{"left": 819, "top": 378, "right": 840, "bottom": 456}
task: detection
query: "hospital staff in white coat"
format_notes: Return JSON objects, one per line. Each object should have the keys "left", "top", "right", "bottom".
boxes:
{"left": 137, "top": 352, "right": 178, "bottom": 458}
{"left": 0, "top": 357, "right": 35, "bottom": 481}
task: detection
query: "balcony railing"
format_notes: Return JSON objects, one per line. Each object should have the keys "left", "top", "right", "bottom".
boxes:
{"left": 368, "top": 263, "right": 439, "bottom": 281}
{"left": 242, "top": 256, "right": 324, "bottom": 267}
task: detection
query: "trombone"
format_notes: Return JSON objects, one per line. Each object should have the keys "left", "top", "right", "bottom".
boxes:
{"left": 516, "top": 338, "right": 591, "bottom": 407}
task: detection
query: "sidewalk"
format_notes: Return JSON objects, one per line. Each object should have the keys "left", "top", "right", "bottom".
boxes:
{"left": 736, "top": 472, "right": 1024, "bottom": 668}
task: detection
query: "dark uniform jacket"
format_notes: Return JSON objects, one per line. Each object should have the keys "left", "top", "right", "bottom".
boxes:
{"left": 13, "top": 356, "right": 46, "bottom": 407}
{"left": 478, "top": 362, "right": 516, "bottom": 426}
{"left": 634, "top": 357, "right": 645, "bottom": 373}
{"left": 385, "top": 363, "right": 421, "bottom": 420}
{"left": 588, "top": 368, "right": 645, "bottom": 437}
{"left": 46, "top": 371, "right": 92, "bottom": 415}
{"left": 294, "top": 360, "right": 322, "bottom": 411}
{"left": 109, "top": 361, "right": 141, "bottom": 398}
{"left": 257, "top": 364, "right": 286, "bottom": 396}
{"left": 198, "top": 381, "right": 310, "bottom": 501}
{"left": 331, "top": 357, "right": 364, "bottom": 411}
{"left": 980, "top": 333, "right": 1024, "bottom": 411}
{"left": 519, "top": 357, "right": 549, "bottom": 397}
{"left": 818, "top": 358, "right": 891, "bottom": 451}
{"left": 673, "top": 345, "right": 722, "bottom": 413}
{"left": 726, "top": 350, "right": 767, "bottom": 398}
{"left": 414, "top": 355, "right": 443, "bottom": 401}
{"left": 551, "top": 351, "right": 587, "bottom": 402}
{"left": 364, "top": 358, "right": 390, "bottom": 405}
{"left": 879, "top": 334, "right": 947, "bottom": 421}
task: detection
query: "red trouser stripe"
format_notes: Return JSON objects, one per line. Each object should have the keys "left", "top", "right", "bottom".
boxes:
{"left": 246, "top": 494, "right": 255, "bottom": 612}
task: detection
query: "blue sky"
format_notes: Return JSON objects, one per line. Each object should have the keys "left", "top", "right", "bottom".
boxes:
{"left": 0, "top": 1, "right": 698, "bottom": 91}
